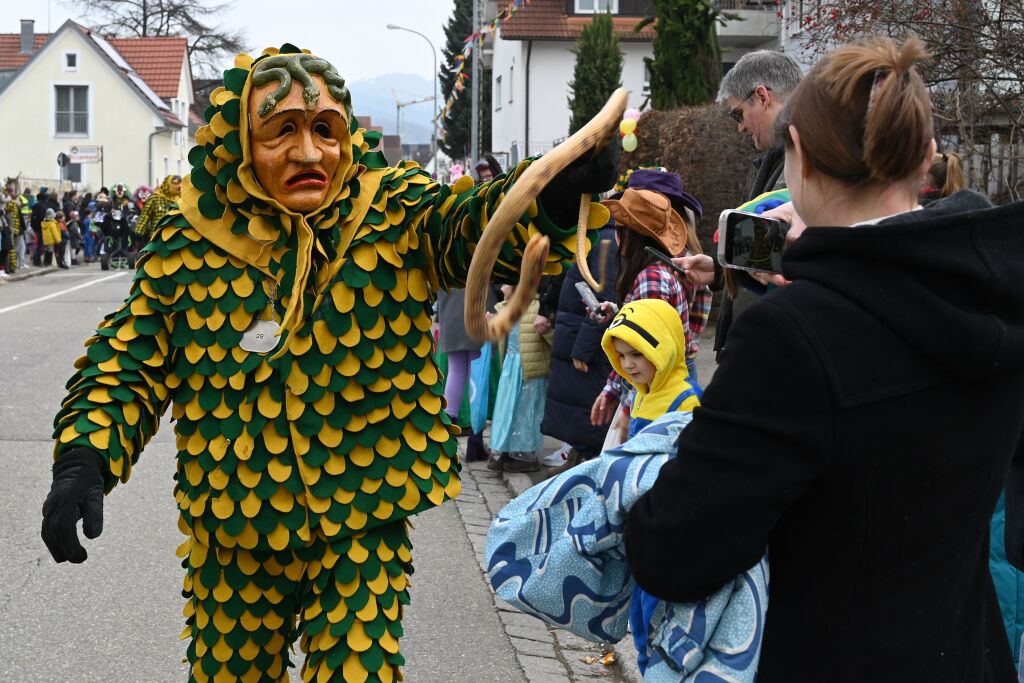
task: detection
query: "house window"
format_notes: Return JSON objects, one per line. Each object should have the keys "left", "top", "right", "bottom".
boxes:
{"left": 55, "top": 85, "right": 88, "bottom": 135}
{"left": 66, "top": 163, "right": 82, "bottom": 183}
{"left": 575, "top": 0, "right": 618, "bottom": 13}
{"left": 642, "top": 62, "right": 651, "bottom": 98}
{"left": 509, "top": 66, "right": 514, "bottom": 103}
{"left": 495, "top": 75, "right": 502, "bottom": 111}
{"left": 63, "top": 52, "right": 78, "bottom": 72}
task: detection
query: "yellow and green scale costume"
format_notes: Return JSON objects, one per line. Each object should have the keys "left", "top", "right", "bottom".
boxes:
{"left": 52, "top": 45, "right": 607, "bottom": 683}
{"left": 135, "top": 174, "right": 181, "bottom": 241}
{"left": 4, "top": 192, "right": 22, "bottom": 272}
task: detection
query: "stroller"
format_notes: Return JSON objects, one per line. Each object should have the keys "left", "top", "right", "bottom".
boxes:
{"left": 95, "top": 206, "right": 137, "bottom": 270}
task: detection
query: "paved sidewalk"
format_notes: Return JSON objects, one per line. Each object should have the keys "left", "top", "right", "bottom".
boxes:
{"left": 455, "top": 461, "right": 630, "bottom": 682}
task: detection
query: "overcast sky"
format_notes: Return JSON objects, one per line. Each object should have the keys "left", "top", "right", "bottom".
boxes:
{"left": 20, "top": 0, "right": 456, "bottom": 86}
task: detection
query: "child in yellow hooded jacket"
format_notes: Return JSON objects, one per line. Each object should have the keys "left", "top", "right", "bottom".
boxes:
{"left": 601, "top": 298, "right": 700, "bottom": 439}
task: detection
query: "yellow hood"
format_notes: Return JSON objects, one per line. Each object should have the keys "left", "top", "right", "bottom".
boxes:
{"left": 601, "top": 298, "right": 695, "bottom": 421}
{"left": 175, "top": 44, "right": 385, "bottom": 353}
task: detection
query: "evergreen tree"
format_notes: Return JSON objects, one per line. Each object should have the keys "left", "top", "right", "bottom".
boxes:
{"left": 639, "top": 0, "right": 729, "bottom": 109}
{"left": 567, "top": 12, "right": 623, "bottom": 135}
{"left": 439, "top": 0, "right": 492, "bottom": 160}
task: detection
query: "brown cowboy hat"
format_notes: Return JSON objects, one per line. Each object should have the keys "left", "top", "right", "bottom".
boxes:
{"left": 601, "top": 188, "right": 691, "bottom": 256}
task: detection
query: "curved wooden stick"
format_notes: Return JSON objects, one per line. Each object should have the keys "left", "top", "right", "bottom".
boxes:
{"left": 575, "top": 197, "right": 612, "bottom": 293}
{"left": 464, "top": 88, "right": 628, "bottom": 342}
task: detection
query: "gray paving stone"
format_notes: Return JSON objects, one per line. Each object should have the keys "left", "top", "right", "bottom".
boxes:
{"left": 517, "top": 653, "right": 569, "bottom": 681}
{"left": 498, "top": 610, "right": 550, "bottom": 630}
{"left": 566, "top": 656, "right": 618, "bottom": 680}
{"left": 509, "top": 636, "right": 558, "bottom": 659}
{"left": 554, "top": 631, "right": 605, "bottom": 653}
{"left": 507, "top": 623, "right": 555, "bottom": 644}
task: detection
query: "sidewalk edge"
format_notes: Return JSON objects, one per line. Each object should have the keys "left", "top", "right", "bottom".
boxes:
{"left": 2, "top": 266, "right": 59, "bottom": 283}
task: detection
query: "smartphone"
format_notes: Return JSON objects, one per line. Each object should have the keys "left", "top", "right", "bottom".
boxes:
{"left": 643, "top": 246, "right": 688, "bottom": 277}
{"left": 574, "top": 281, "right": 601, "bottom": 310}
{"left": 717, "top": 210, "right": 791, "bottom": 275}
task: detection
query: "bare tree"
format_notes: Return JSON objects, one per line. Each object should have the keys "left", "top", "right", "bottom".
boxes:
{"left": 793, "top": 0, "right": 1024, "bottom": 202}
{"left": 68, "top": 0, "right": 247, "bottom": 77}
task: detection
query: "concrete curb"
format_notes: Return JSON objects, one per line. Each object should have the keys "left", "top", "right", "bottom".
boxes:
{"left": 498, "top": 469, "right": 643, "bottom": 683}
{"left": 0, "top": 266, "right": 59, "bottom": 283}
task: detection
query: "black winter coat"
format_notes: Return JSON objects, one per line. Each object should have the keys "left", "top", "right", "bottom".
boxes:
{"left": 541, "top": 226, "right": 619, "bottom": 452}
{"left": 627, "top": 192, "right": 1024, "bottom": 682}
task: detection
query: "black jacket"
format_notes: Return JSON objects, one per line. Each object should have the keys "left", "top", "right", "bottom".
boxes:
{"left": 541, "top": 226, "right": 619, "bottom": 452}
{"left": 713, "top": 145, "right": 785, "bottom": 357}
{"left": 627, "top": 192, "right": 1024, "bottom": 682}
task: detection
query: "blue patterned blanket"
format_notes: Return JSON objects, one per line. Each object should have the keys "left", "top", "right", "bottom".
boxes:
{"left": 485, "top": 412, "right": 768, "bottom": 682}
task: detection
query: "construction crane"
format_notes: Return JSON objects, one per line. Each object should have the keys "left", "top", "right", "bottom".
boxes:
{"left": 392, "top": 89, "right": 437, "bottom": 136}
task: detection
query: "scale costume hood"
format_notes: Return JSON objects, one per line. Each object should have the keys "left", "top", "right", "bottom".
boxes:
{"left": 51, "top": 43, "right": 605, "bottom": 682}
{"left": 602, "top": 298, "right": 699, "bottom": 426}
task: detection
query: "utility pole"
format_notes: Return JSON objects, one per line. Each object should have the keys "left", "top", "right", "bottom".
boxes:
{"left": 470, "top": 0, "right": 480, "bottom": 170}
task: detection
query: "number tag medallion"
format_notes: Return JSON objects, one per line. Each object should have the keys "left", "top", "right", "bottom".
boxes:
{"left": 239, "top": 319, "right": 281, "bottom": 354}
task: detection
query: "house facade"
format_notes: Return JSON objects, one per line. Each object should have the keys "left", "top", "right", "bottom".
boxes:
{"left": 0, "top": 19, "right": 193, "bottom": 193}
{"left": 490, "top": 0, "right": 780, "bottom": 162}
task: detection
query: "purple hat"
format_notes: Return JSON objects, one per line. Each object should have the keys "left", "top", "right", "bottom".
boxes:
{"left": 617, "top": 169, "right": 704, "bottom": 219}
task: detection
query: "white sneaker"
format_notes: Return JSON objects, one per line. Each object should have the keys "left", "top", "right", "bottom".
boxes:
{"left": 541, "top": 443, "right": 574, "bottom": 468}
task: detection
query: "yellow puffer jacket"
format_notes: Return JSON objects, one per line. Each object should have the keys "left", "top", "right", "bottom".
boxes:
{"left": 41, "top": 219, "right": 61, "bottom": 246}
{"left": 496, "top": 297, "right": 553, "bottom": 380}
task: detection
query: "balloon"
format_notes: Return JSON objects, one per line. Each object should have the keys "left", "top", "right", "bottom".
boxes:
{"left": 622, "top": 134, "right": 638, "bottom": 152}
{"left": 619, "top": 119, "right": 637, "bottom": 135}
{"left": 624, "top": 108, "right": 642, "bottom": 120}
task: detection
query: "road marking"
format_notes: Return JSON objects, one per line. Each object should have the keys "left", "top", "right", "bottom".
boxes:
{"left": 0, "top": 272, "right": 128, "bottom": 315}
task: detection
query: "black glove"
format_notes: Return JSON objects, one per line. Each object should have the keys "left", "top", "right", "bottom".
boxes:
{"left": 540, "top": 135, "right": 620, "bottom": 225}
{"left": 41, "top": 447, "right": 105, "bottom": 564}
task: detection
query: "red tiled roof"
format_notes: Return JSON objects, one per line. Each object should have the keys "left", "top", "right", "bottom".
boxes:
{"left": 0, "top": 33, "right": 50, "bottom": 69}
{"left": 108, "top": 36, "right": 187, "bottom": 99}
{"left": 500, "top": 0, "right": 655, "bottom": 41}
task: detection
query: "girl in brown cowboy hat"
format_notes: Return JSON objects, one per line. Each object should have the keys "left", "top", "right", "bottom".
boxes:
{"left": 588, "top": 169, "right": 711, "bottom": 443}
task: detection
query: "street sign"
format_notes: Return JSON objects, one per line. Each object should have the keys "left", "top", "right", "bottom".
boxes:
{"left": 56, "top": 152, "right": 70, "bottom": 167}
{"left": 69, "top": 145, "right": 102, "bottom": 164}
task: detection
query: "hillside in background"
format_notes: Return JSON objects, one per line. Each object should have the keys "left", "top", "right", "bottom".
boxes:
{"left": 348, "top": 73, "right": 438, "bottom": 144}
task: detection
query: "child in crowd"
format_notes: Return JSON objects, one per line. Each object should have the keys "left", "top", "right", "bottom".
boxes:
{"left": 66, "top": 210, "right": 83, "bottom": 265}
{"left": 487, "top": 297, "right": 766, "bottom": 682}
{"left": 40, "top": 208, "right": 60, "bottom": 266}
{"left": 55, "top": 210, "right": 70, "bottom": 269}
{"left": 487, "top": 285, "right": 553, "bottom": 473}
{"left": 82, "top": 208, "right": 95, "bottom": 262}
{"left": 601, "top": 299, "right": 704, "bottom": 676}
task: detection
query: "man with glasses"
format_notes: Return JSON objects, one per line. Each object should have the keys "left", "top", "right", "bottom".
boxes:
{"left": 711, "top": 51, "right": 803, "bottom": 359}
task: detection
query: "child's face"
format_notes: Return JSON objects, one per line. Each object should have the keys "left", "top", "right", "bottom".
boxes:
{"left": 612, "top": 338, "right": 656, "bottom": 387}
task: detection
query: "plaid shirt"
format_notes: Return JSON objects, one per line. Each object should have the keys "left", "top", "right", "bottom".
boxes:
{"left": 602, "top": 262, "right": 712, "bottom": 399}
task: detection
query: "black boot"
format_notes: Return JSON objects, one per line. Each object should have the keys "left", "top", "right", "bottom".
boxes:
{"left": 465, "top": 430, "right": 488, "bottom": 462}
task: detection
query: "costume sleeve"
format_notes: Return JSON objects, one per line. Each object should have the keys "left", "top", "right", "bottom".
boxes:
{"left": 405, "top": 159, "right": 605, "bottom": 290}
{"left": 51, "top": 246, "right": 176, "bottom": 492}
{"left": 134, "top": 195, "right": 158, "bottom": 237}
{"left": 625, "top": 297, "right": 833, "bottom": 603}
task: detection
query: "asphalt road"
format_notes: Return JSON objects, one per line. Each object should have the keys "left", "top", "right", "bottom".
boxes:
{"left": 0, "top": 264, "right": 527, "bottom": 682}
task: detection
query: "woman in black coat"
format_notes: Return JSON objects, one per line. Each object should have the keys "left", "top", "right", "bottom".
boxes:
{"left": 626, "top": 38, "right": 1024, "bottom": 682}
{"left": 541, "top": 225, "right": 618, "bottom": 466}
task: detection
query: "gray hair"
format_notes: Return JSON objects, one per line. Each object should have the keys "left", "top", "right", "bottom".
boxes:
{"left": 717, "top": 50, "right": 803, "bottom": 104}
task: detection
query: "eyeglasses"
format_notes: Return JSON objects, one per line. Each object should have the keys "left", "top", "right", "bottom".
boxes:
{"left": 728, "top": 88, "right": 759, "bottom": 124}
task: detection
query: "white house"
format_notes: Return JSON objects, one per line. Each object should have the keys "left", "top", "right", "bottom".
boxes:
{"left": 490, "top": 0, "right": 780, "bottom": 163}
{"left": 0, "top": 18, "right": 194, "bottom": 192}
